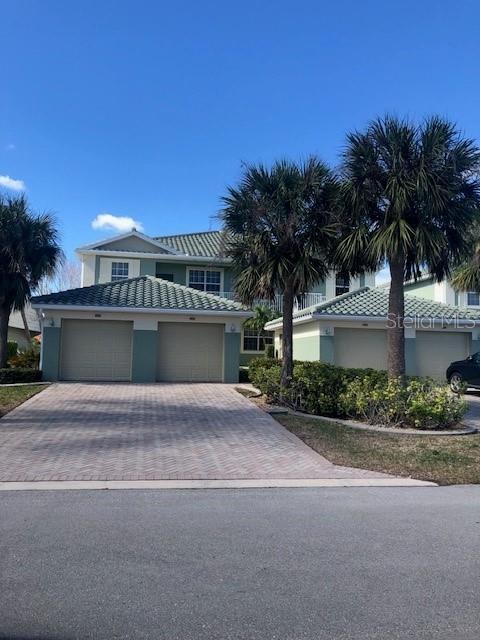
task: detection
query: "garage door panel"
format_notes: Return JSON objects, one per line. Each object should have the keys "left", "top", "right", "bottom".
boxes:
{"left": 334, "top": 328, "right": 387, "bottom": 370}
{"left": 157, "top": 323, "right": 223, "bottom": 382}
{"left": 415, "top": 331, "right": 469, "bottom": 380}
{"left": 60, "top": 320, "right": 133, "bottom": 381}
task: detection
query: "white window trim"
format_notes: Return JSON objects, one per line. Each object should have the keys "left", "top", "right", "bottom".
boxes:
{"left": 186, "top": 266, "right": 224, "bottom": 294}
{"left": 98, "top": 257, "right": 140, "bottom": 284}
{"left": 241, "top": 327, "right": 274, "bottom": 354}
{"left": 111, "top": 261, "right": 130, "bottom": 281}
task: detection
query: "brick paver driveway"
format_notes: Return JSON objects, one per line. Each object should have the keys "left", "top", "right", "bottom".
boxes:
{"left": 0, "top": 383, "right": 389, "bottom": 481}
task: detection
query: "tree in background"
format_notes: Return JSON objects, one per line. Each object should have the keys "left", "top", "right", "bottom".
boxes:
{"left": 336, "top": 115, "right": 480, "bottom": 377}
{"left": 35, "top": 259, "right": 81, "bottom": 295}
{"left": 0, "top": 195, "right": 62, "bottom": 367}
{"left": 221, "top": 158, "right": 339, "bottom": 386}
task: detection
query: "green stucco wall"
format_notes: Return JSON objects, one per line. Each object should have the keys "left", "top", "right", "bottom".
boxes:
{"left": 319, "top": 335, "right": 335, "bottom": 364}
{"left": 94, "top": 256, "right": 100, "bottom": 283}
{"left": 132, "top": 330, "right": 157, "bottom": 382}
{"left": 240, "top": 352, "right": 261, "bottom": 366}
{"left": 405, "top": 337, "right": 417, "bottom": 376}
{"left": 224, "top": 332, "right": 240, "bottom": 383}
{"left": 404, "top": 278, "right": 436, "bottom": 300}
{"left": 42, "top": 326, "right": 61, "bottom": 381}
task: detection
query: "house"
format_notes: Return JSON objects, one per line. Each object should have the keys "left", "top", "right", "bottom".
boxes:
{"left": 75, "top": 228, "right": 376, "bottom": 365}
{"left": 8, "top": 306, "right": 40, "bottom": 349}
{"left": 404, "top": 275, "right": 478, "bottom": 308}
{"left": 264, "top": 286, "right": 480, "bottom": 380}
{"left": 31, "top": 276, "right": 252, "bottom": 383}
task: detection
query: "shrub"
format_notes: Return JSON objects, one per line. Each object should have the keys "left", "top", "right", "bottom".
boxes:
{"left": 0, "top": 368, "right": 42, "bottom": 384}
{"left": 338, "top": 376, "right": 466, "bottom": 430}
{"left": 9, "top": 341, "right": 40, "bottom": 369}
{"left": 7, "top": 341, "right": 18, "bottom": 360}
{"left": 249, "top": 359, "right": 466, "bottom": 430}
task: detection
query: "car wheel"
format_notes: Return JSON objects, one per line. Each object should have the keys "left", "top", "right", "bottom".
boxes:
{"left": 449, "top": 372, "right": 464, "bottom": 393}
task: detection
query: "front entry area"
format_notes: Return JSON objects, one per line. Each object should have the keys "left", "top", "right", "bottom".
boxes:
{"left": 60, "top": 320, "right": 133, "bottom": 381}
{"left": 157, "top": 322, "right": 224, "bottom": 382}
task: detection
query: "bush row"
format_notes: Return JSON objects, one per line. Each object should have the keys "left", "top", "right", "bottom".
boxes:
{"left": 0, "top": 368, "right": 43, "bottom": 384}
{"left": 248, "top": 358, "right": 466, "bottom": 430}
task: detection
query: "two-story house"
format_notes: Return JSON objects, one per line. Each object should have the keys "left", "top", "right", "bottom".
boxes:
{"left": 76, "top": 228, "right": 376, "bottom": 364}
{"left": 31, "top": 227, "right": 376, "bottom": 383}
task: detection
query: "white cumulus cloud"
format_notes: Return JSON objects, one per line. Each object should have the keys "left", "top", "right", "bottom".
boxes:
{"left": 91, "top": 213, "right": 144, "bottom": 233}
{"left": 0, "top": 175, "right": 25, "bottom": 191}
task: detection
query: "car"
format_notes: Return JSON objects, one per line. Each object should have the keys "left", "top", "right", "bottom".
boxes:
{"left": 446, "top": 352, "right": 480, "bottom": 392}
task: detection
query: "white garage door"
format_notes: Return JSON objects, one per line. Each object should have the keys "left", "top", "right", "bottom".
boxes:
{"left": 157, "top": 323, "right": 224, "bottom": 382}
{"left": 415, "top": 331, "right": 470, "bottom": 380}
{"left": 334, "top": 328, "right": 387, "bottom": 370}
{"left": 60, "top": 320, "right": 133, "bottom": 381}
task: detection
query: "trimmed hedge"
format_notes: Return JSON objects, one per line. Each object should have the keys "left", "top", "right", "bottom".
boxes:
{"left": 0, "top": 368, "right": 42, "bottom": 384}
{"left": 248, "top": 358, "right": 466, "bottom": 430}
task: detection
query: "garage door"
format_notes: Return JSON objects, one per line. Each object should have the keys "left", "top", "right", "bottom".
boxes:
{"left": 60, "top": 320, "right": 133, "bottom": 381}
{"left": 334, "top": 328, "right": 387, "bottom": 370}
{"left": 415, "top": 331, "right": 470, "bottom": 380}
{"left": 157, "top": 323, "right": 224, "bottom": 382}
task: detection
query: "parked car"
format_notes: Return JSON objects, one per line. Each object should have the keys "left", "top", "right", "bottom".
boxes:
{"left": 446, "top": 353, "right": 480, "bottom": 392}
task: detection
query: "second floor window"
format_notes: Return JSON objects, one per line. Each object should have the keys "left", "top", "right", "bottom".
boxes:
{"left": 188, "top": 269, "right": 221, "bottom": 294}
{"left": 243, "top": 328, "right": 274, "bottom": 352}
{"left": 111, "top": 262, "right": 129, "bottom": 281}
{"left": 467, "top": 292, "right": 480, "bottom": 306}
{"left": 335, "top": 274, "right": 349, "bottom": 297}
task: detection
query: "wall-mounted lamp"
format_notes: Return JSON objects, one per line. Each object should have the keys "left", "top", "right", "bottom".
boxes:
{"left": 230, "top": 323, "right": 237, "bottom": 332}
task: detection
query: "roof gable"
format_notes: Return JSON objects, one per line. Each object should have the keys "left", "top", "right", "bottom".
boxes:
{"left": 77, "top": 231, "right": 181, "bottom": 255}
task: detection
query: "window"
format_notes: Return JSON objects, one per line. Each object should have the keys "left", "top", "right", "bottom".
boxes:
{"left": 188, "top": 269, "right": 222, "bottom": 294}
{"left": 156, "top": 272, "right": 174, "bottom": 281}
{"left": 243, "top": 328, "right": 274, "bottom": 352}
{"left": 111, "top": 262, "right": 129, "bottom": 281}
{"left": 335, "top": 274, "right": 350, "bottom": 297}
{"left": 467, "top": 292, "right": 480, "bottom": 306}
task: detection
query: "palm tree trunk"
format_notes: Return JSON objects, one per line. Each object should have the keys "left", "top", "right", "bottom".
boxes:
{"left": 21, "top": 307, "right": 32, "bottom": 343}
{"left": 387, "top": 256, "right": 406, "bottom": 378}
{"left": 280, "top": 282, "right": 295, "bottom": 387}
{"left": 0, "top": 304, "right": 10, "bottom": 369}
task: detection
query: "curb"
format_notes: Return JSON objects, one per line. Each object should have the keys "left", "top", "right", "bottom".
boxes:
{"left": 0, "top": 478, "right": 436, "bottom": 491}
{"left": 270, "top": 409, "right": 478, "bottom": 436}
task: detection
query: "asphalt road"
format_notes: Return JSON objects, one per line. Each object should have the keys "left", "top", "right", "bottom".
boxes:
{"left": 1, "top": 487, "right": 480, "bottom": 640}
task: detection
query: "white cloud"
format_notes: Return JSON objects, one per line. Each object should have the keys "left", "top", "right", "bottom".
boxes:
{"left": 0, "top": 175, "right": 25, "bottom": 191}
{"left": 375, "top": 267, "right": 390, "bottom": 285}
{"left": 91, "top": 213, "right": 144, "bottom": 233}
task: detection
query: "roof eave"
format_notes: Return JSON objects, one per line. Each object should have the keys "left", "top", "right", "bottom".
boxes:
{"left": 31, "top": 303, "right": 253, "bottom": 318}
{"left": 75, "top": 248, "right": 232, "bottom": 263}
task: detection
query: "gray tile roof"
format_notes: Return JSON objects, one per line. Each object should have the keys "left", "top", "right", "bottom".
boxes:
{"left": 31, "top": 276, "right": 250, "bottom": 313}
{"left": 312, "top": 287, "right": 480, "bottom": 319}
{"left": 154, "top": 230, "right": 231, "bottom": 258}
{"left": 266, "top": 287, "right": 480, "bottom": 328}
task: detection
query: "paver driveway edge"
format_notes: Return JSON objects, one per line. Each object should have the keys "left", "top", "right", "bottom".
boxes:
{"left": 0, "top": 382, "right": 400, "bottom": 482}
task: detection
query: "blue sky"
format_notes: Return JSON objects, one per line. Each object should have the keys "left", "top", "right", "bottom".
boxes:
{"left": 2, "top": 0, "right": 480, "bottom": 276}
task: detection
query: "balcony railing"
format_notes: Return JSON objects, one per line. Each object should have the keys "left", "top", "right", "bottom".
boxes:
{"left": 221, "top": 292, "right": 326, "bottom": 313}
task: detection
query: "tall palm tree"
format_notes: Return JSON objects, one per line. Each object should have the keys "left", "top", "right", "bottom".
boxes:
{"left": 0, "top": 195, "right": 62, "bottom": 368}
{"left": 221, "top": 158, "right": 339, "bottom": 386}
{"left": 336, "top": 115, "right": 480, "bottom": 378}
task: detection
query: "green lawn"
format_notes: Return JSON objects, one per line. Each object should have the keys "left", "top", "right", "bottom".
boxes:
{"left": 0, "top": 385, "right": 45, "bottom": 418}
{"left": 275, "top": 413, "right": 480, "bottom": 485}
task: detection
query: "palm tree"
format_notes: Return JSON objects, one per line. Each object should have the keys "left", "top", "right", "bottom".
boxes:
{"left": 336, "top": 115, "right": 480, "bottom": 378}
{"left": 451, "top": 223, "right": 480, "bottom": 293}
{"left": 0, "top": 195, "right": 62, "bottom": 368}
{"left": 221, "top": 158, "right": 339, "bottom": 386}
